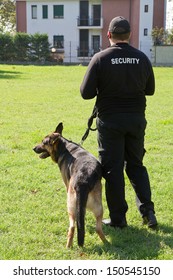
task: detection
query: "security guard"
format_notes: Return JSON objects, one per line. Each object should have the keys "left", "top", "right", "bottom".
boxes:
{"left": 80, "top": 16, "right": 158, "bottom": 229}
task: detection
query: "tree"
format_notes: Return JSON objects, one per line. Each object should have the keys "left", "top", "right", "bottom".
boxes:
{"left": 0, "top": 0, "right": 16, "bottom": 33}
{"left": 168, "top": 28, "right": 173, "bottom": 45}
{"left": 151, "top": 27, "right": 168, "bottom": 45}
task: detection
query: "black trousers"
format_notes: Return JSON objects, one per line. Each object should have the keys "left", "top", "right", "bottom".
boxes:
{"left": 97, "top": 113, "right": 155, "bottom": 223}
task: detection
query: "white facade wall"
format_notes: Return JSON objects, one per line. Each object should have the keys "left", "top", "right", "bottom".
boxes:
{"left": 139, "top": 0, "right": 153, "bottom": 59}
{"left": 26, "top": 0, "right": 102, "bottom": 63}
{"left": 26, "top": 1, "right": 79, "bottom": 62}
{"left": 166, "top": 0, "right": 173, "bottom": 30}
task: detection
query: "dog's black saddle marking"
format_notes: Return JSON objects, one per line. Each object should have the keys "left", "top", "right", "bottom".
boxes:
{"left": 56, "top": 136, "right": 102, "bottom": 191}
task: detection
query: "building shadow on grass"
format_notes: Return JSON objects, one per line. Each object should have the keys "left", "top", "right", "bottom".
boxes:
{"left": 85, "top": 223, "right": 173, "bottom": 259}
{"left": 0, "top": 70, "right": 22, "bottom": 79}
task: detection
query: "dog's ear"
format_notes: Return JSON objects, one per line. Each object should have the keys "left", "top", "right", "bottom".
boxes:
{"left": 52, "top": 134, "right": 60, "bottom": 145}
{"left": 55, "top": 122, "right": 63, "bottom": 135}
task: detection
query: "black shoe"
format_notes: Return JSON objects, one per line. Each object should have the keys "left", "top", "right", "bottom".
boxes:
{"left": 142, "top": 211, "right": 158, "bottom": 229}
{"left": 102, "top": 218, "right": 127, "bottom": 229}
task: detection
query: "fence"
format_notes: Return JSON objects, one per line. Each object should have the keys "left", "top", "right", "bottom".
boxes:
{"left": 151, "top": 45, "right": 173, "bottom": 65}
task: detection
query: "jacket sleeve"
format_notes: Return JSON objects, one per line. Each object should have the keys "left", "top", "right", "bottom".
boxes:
{"left": 145, "top": 59, "right": 155, "bottom": 96}
{"left": 80, "top": 55, "right": 98, "bottom": 99}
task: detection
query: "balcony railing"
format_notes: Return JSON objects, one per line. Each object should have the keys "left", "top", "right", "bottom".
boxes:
{"left": 77, "top": 17, "right": 103, "bottom": 28}
{"left": 77, "top": 47, "right": 100, "bottom": 58}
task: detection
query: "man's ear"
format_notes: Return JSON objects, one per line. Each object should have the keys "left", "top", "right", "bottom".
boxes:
{"left": 55, "top": 122, "right": 63, "bottom": 135}
{"left": 107, "top": 31, "right": 111, "bottom": 39}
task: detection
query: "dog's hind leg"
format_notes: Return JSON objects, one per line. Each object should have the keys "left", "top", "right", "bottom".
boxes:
{"left": 66, "top": 213, "right": 75, "bottom": 248}
{"left": 94, "top": 200, "right": 107, "bottom": 243}
{"left": 87, "top": 182, "right": 107, "bottom": 244}
{"left": 95, "top": 213, "right": 107, "bottom": 244}
{"left": 66, "top": 185, "right": 76, "bottom": 248}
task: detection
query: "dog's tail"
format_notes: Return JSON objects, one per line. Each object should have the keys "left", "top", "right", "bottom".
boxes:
{"left": 76, "top": 185, "right": 89, "bottom": 247}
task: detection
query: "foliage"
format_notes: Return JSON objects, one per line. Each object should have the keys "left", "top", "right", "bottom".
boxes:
{"left": 0, "top": 0, "right": 16, "bottom": 33}
{"left": 151, "top": 27, "right": 168, "bottom": 45}
{"left": 29, "top": 33, "right": 51, "bottom": 62}
{"left": 0, "top": 65, "right": 173, "bottom": 260}
{"left": 0, "top": 33, "right": 14, "bottom": 61}
{"left": 0, "top": 32, "right": 50, "bottom": 61}
{"left": 152, "top": 26, "right": 173, "bottom": 45}
{"left": 13, "top": 32, "right": 31, "bottom": 61}
{"left": 168, "top": 28, "right": 173, "bottom": 44}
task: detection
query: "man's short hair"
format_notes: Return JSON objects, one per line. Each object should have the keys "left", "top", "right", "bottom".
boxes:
{"left": 111, "top": 32, "right": 130, "bottom": 41}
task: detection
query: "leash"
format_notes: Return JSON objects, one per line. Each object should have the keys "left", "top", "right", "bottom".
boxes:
{"left": 80, "top": 105, "right": 97, "bottom": 146}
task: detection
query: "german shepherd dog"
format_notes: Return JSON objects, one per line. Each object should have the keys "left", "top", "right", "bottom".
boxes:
{"left": 33, "top": 123, "right": 107, "bottom": 248}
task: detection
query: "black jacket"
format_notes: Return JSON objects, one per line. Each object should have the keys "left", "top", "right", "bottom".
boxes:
{"left": 80, "top": 43, "right": 155, "bottom": 116}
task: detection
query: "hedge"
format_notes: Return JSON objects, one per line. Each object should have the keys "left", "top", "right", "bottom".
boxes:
{"left": 0, "top": 32, "right": 50, "bottom": 62}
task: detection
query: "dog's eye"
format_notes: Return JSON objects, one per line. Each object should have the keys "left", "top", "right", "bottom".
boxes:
{"left": 43, "top": 138, "right": 49, "bottom": 145}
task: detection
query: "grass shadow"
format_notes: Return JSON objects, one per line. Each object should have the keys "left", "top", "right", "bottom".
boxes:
{"left": 0, "top": 70, "right": 22, "bottom": 79}
{"left": 85, "top": 223, "right": 173, "bottom": 259}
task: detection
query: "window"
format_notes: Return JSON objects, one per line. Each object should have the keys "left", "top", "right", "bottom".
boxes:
{"left": 144, "top": 5, "right": 149, "bottom": 12}
{"left": 92, "top": 5, "right": 101, "bottom": 26}
{"left": 92, "top": 35, "right": 100, "bottom": 54}
{"left": 53, "top": 36, "right": 64, "bottom": 49}
{"left": 79, "top": 30, "right": 89, "bottom": 57}
{"left": 144, "top": 28, "right": 148, "bottom": 36}
{"left": 42, "top": 5, "right": 48, "bottom": 19}
{"left": 53, "top": 5, "right": 64, "bottom": 18}
{"left": 31, "top": 5, "right": 37, "bottom": 19}
{"left": 79, "top": 1, "right": 89, "bottom": 26}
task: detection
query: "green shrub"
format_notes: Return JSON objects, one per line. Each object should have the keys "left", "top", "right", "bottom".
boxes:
{"left": 29, "top": 33, "right": 50, "bottom": 62}
{"left": 0, "top": 33, "right": 14, "bottom": 61}
{"left": 13, "top": 32, "right": 31, "bottom": 61}
{"left": 0, "top": 32, "right": 50, "bottom": 62}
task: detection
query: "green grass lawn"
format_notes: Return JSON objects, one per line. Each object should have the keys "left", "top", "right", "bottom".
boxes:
{"left": 0, "top": 65, "right": 173, "bottom": 260}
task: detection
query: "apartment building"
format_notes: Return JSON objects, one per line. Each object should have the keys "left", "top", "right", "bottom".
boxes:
{"left": 16, "top": 0, "right": 166, "bottom": 63}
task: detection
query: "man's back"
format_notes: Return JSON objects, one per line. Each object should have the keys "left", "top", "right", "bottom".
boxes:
{"left": 80, "top": 43, "right": 155, "bottom": 116}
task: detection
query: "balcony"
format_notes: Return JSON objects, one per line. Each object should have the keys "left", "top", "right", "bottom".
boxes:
{"left": 77, "top": 47, "right": 100, "bottom": 58}
{"left": 77, "top": 17, "right": 103, "bottom": 29}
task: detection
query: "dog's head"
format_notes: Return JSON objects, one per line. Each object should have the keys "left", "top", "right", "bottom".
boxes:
{"left": 33, "top": 122, "right": 63, "bottom": 159}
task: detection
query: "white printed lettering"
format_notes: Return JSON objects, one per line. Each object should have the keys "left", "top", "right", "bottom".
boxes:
{"left": 111, "top": 57, "right": 140, "bottom": 65}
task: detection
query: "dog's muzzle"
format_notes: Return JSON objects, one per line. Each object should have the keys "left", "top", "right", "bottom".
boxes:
{"left": 33, "top": 145, "right": 50, "bottom": 159}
